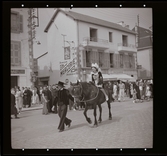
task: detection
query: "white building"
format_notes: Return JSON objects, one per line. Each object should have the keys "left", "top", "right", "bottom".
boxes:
{"left": 11, "top": 8, "right": 35, "bottom": 88}
{"left": 38, "top": 8, "right": 138, "bottom": 88}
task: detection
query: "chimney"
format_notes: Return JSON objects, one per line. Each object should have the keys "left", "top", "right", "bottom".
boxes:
{"left": 117, "top": 21, "right": 124, "bottom": 26}
{"left": 125, "top": 25, "right": 129, "bottom": 29}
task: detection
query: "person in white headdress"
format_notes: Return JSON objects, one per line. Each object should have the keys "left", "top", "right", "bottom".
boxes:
{"left": 91, "top": 63, "right": 109, "bottom": 101}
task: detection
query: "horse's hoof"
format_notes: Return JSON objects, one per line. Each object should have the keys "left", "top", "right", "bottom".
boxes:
{"left": 98, "top": 120, "right": 102, "bottom": 123}
{"left": 88, "top": 118, "right": 92, "bottom": 124}
{"left": 109, "top": 117, "right": 112, "bottom": 120}
{"left": 93, "top": 124, "right": 98, "bottom": 128}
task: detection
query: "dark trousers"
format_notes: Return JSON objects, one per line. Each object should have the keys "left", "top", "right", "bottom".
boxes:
{"left": 28, "top": 96, "right": 31, "bottom": 107}
{"left": 53, "top": 97, "right": 58, "bottom": 113}
{"left": 58, "top": 104, "right": 71, "bottom": 131}
{"left": 48, "top": 98, "right": 52, "bottom": 112}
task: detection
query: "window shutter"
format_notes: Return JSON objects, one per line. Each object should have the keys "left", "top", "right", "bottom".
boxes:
{"left": 117, "top": 54, "right": 120, "bottom": 68}
{"left": 18, "top": 42, "right": 21, "bottom": 65}
{"left": 104, "top": 53, "right": 110, "bottom": 68}
{"left": 113, "top": 54, "right": 117, "bottom": 68}
{"left": 132, "top": 56, "right": 135, "bottom": 68}
{"left": 90, "top": 50, "right": 94, "bottom": 64}
{"left": 19, "top": 14, "right": 23, "bottom": 33}
{"left": 105, "top": 53, "right": 110, "bottom": 68}
{"left": 11, "top": 42, "right": 14, "bottom": 64}
{"left": 83, "top": 50, "right": 86, "bottom": 67}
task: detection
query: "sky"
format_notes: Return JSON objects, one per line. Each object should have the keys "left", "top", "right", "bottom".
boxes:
{"left": 33, "top": 8, "right": 152, "bottom": 58}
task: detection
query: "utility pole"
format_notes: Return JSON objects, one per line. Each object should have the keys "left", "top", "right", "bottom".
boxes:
{"left": 137, "top": 14, "right": 140, "bottom": 43}
{"left": 136, "top": 14, "right": 140, "bottom": 80}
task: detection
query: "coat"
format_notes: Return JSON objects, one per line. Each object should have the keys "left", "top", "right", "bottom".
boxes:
{"left": 54, "top": 88, "right": 74, "bottom": 106}
{"left": 11, "top": 93, "right": 17, "bottom": 115}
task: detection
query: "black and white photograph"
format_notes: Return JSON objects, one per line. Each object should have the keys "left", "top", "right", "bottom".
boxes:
{"left": 10, "top": 7, "right": 153, "bottom": 150}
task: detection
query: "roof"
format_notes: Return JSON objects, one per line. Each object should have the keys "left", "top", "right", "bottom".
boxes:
{"left": 44, "top": 8, "right": 136, "bottom": 35}
{"left": 132, "top": 26, "right": 152, "bottom": 48}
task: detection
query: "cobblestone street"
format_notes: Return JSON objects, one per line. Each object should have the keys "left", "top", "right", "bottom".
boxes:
{"left": 11, "top": 98, "right": 153, "bottom": 149}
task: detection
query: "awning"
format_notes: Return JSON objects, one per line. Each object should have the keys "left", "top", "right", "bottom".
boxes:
{"left": 103, "top": 74, "right": 136, "bottom": 81}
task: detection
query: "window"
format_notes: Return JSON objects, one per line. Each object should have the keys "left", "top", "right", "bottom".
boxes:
{"left": 98, "top": 50, "right": 104, "bottom": 67}
{"left": 86, "top": 50, "right": 91, "bottom": 67}
{"left": 90, "top": 28, "right": 97, "bottom": 42}
{"left": 11, "top": 41, "right": 21, "bottom": 66}
{"left": 120, "top": 54, "right": 123, "bottom": 68}
{"left": 11, "top": 11, "right": 23, "bottom": 33}
{"left": 122, "top": 35, "right": 128, "bottom": 46}
{"left": 129, "top": 55, "right": 133, "bottom": 68}
{"left": 124, "top": 55, "right": 130, "bottom": 68}
{"left": 109, "top": 32, "right": 113, "bottom": 42}
{"left": 110, "top": 53, "right": 114, "bottom": 67}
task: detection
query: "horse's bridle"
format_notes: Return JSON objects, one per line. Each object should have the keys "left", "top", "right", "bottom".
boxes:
{"left": 71, "top": 82, "right": 99, "bottom": 103}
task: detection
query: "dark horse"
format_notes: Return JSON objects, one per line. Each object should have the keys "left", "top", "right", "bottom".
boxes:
{"left": 70, "top": 81, "right": 112, "bottom": 127}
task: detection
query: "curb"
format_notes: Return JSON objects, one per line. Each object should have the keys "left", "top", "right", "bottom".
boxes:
{"left": 21, "top": 105, "right": 43, "bottom": 112}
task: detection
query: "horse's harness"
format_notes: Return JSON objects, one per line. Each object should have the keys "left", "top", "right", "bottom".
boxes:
{"left": 72, "top": 82, "right": 99, "bottom": 103}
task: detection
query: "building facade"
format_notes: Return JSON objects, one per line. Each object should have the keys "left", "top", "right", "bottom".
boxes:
{"left": 38, "top": 9, "right": 137, "bottom": 88}
{"left": 11, "top": 8, "right": 37, "bottom": 88}
{"left": 132, "top": 26, "right": 153, "bottom": 79}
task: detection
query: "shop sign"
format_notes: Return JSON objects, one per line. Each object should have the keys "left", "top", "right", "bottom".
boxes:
{"left": 11, "top": 69, "right": 25, "bottom": 74}
{"left": 60, "top": 58, "right": 77, "bottom": 76}
{"left": 137, "top": 65, "right": 142, "bottom": 69}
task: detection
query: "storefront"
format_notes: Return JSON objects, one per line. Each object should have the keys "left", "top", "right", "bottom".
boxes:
{"left": 11, "top": 68, "right": 32, "bottom": 88}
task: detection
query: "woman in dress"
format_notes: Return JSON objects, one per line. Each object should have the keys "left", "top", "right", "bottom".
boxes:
{"left": 42, "top": 86, "right": 49, "bottom": 115}
{"left": 31, "top": 87, "right": 39, "bottom": 105}
{"left": 113, "top": 82, "right": 118, "bottom": 101}
{"left": 15, "top": 87, "right": 23, "bottom": 114}
{"left": 145, "top": 83, "right": 151, "bottom": 101}
{"left": 11, "top": 88, "right": 19, "bottom": 119}
{"left": 23, "top": 87, "right": 28, "bottom": 108}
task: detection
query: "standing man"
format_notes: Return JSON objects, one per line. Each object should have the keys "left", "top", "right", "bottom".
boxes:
{"left": 125, "top": 80, "right": 130, "bottom": 98}
{"left": 51, "top": 84, "right": 58, "bottom": 114}
{"left": 139, "top": 79, "right": 144, "bottom": 101}
{"left": 52, "top": 81, "right": 74, "bottom": 132}
{"left": 118, "top": 80, "right": 125, "bottom": 102}
{"left": 27, "top": 87, "right": 32, "bottom": 108}
{"left": 11, "top": 88, "right": 19, "bottom": 119}
{"left": 47, "top": 85, "right": 52, "bottom": 113}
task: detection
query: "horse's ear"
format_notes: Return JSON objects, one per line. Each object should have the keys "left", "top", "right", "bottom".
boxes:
{"left": 70, "top": 82, "right": 72, "bottom": 86}
{"left": 77, "top": 80, "right": 79, "bottom": 84}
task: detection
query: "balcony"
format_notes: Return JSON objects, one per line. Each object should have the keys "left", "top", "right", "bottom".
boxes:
{"left": 82, "top": 37, "right": 109, "bottom": 49}
{"left": 118, "top": 43, "right": 137, "bottom": 53}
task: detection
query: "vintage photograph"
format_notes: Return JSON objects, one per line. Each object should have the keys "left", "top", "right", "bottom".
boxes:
{"left": 10, "top": 7, "right": 153, "bottom": 149}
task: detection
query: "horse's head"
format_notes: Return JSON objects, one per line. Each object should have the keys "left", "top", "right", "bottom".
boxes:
{"left": 70, "top": 80, "right": 83, "bottom": 104}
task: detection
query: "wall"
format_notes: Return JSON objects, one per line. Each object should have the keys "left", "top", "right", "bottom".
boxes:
{"left": 44, "top": 11, "right": 79, "bottom": 87}
{"left": 11, "top": 8, "right": 32, "bottom": 88}
{"left": 78, "top": 21, "right": 136, "bottom": 52}
{"left": 137, "top": 48, "right": 152, "bottom": 78}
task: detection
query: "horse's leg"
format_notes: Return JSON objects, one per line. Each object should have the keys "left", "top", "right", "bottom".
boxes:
{"left": 98, "top": 104, "right": 102, "bottom": 123}
{"left": 93, "top": 104, "right": 98, "bottom": 127}
{"left": 107, "top": 101, "right": 112, "bottom": 120}
{"left": 83, "top": 105, "right": 92, "bottom": 124}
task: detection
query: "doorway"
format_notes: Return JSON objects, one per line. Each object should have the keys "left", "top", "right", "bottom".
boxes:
{"left": 11, "top": 76, "right": 18, "bottom": 89}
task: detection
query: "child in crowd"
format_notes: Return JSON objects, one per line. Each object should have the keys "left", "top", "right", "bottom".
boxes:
{"left": 132, "top": 86, "right": 137, "bottom": 103}
{"left": 145, "top": 84, "right": 151, "bottom": 101}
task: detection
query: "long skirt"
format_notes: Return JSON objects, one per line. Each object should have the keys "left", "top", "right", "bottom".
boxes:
{"left": 11, "top": 105, "right": 17, "bottom": 115}
{"left": 42, "top": 96, "right": 49, "bottom": 115}
{"left": 18, "top": 97, "right": 23, "bottom": 109}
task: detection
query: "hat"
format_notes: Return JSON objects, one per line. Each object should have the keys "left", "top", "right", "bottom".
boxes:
{"left": 91, "top": 63, "right": 99, "bottom": 70}
{"left": 57, "top": 81, "right": 65, "bottom": 87}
